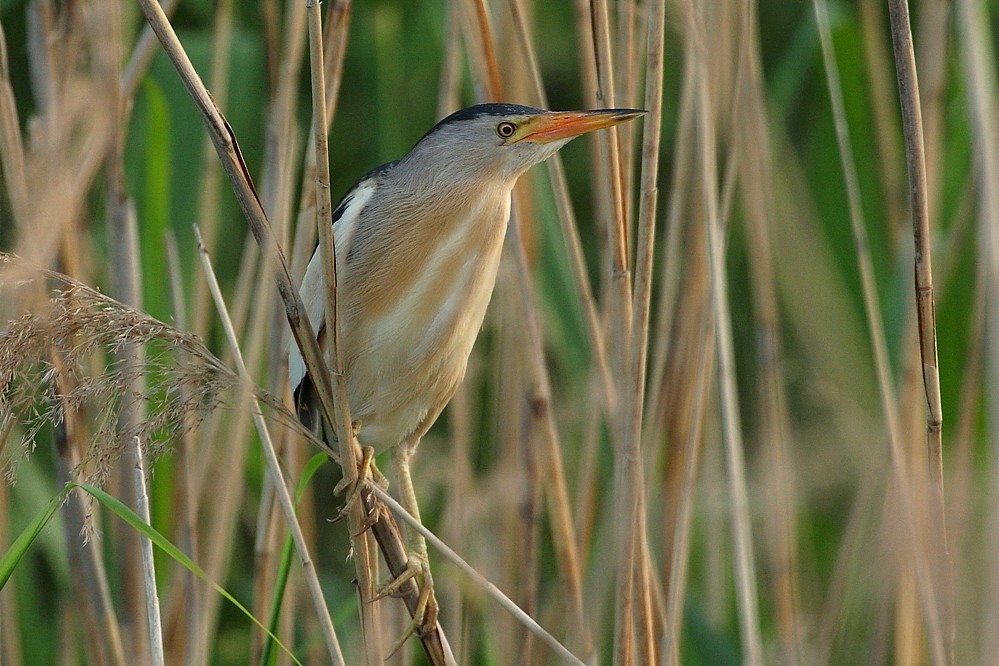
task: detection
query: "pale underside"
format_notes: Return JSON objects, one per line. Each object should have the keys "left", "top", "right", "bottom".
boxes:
{"left": 289, "top": 171, "right": 512, "bottom": 452}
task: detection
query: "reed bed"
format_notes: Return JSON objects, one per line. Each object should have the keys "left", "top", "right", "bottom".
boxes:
{"left": 0, "top": 1, "right": 993, "bottom": 664}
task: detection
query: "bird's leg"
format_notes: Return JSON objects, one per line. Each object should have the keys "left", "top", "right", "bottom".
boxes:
{"left": 374, "top": 439, "right": 438, "bottom": 637}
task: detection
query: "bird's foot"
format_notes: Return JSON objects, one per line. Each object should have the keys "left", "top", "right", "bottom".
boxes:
{"left": 376, "top": 551, "right": 439, "bottom": 654}
{"left": 332, "top": 443, "right": 388, "bottom": 524}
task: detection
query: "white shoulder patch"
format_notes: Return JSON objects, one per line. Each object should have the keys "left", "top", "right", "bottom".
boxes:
{"left": 287, "top": 180, "right": 377, "bottom": 391}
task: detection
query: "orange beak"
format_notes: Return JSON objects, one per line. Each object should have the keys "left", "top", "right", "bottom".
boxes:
{"left": 514, "top": 108, "right": 645, "bottom": 144}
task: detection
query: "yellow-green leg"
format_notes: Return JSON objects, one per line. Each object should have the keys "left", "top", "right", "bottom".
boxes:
{"left": 393, "top": 443, "right": 429, "bottom": 563}
{"left": 376, "top": 439, "right": 438, "bottom": 645}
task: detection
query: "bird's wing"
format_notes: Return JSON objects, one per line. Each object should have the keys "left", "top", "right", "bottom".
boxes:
{"left": 287, "top": 162, "right": 395, "bottom": 394}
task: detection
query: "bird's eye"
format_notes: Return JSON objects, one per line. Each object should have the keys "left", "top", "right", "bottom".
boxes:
{"left": 496, "top": 121, "right": 517, "bottom": 138}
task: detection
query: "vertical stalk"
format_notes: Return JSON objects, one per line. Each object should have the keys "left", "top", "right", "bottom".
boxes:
{"left": 619, "top": 0, "right": 667, "bottom": 660}
{"left": 189, "top": 0, "right": 234, "bottom": 341}
{"left": 662, "top": 326, "right": 713, "bottom": 666}
{"left": 162, "top": 234, "right": 201, "bottom": 663}
{"left": 688, "top": 5, "right": 762, "bottom": 662}
{"left": 508, "top": 206, "right": 592, "bottom": 657}
{"left": 131, "top": 436, "right": 165, "bottom": 666}
{"left": 586, "top": 1, "right": 638, "bottom": 662}
{"left": 505, "top": 0, "right": 617, "bottom": 415}
{"left": 733, "top": 1, "right": 803, "bottom": 660}
{"left": 306, "top": 0, "right": 381, "bottom": 661}
{"left": 98, "top": 0, "right": 155, "bottom": 652}
{"left": 885, "top": 1, "right": 953, "bottom": 662}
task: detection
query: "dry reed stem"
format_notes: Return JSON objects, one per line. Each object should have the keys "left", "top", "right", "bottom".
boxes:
{"left": 688, "top": 5, "right": 763, "bottom": 662}
{"left": 162, "top": 233, "right": 202, "bottom": 662}
{"left": 585, "top": 0, "right": 632, "bottom": 410}
{"left": 955, "top": 0, "right": 999, "bottom": 661}
{"left": 256, "top": 266, "right": 302, "bottom": 659}
{"left": 469, "top": 0, "right": 502, "bottom": 101}
{"left": 189, "top": 0, "right": 234, "bottom": 341}
{"left": 290, "top": 0, "right": 352, "bottom": 279}
{"left": 614, "top": 0, "right": 639, "bottom": 235}
{"left": 584, "top": 0, "right": 643, "bottom": 662}
{"left": 120, "top": 0, "right": 182, "bottom": 102}
{"left": 573, "top": 373, "right": 604, "bottom": 550}
{"left": 102, "top": 3, "right": 156, "bottom": 640}
{"left": 320, "top": 0, "right": 352, "bottom": 118}
{"left": 56, "top": 459, "right": 129, "bottom": 666}
{"left": 505, "top": 0, "right": 618, "bottom": 417}
{"left": 25, "top": 1, "right": 57, "bottom": 129}
{"left": 619, "top": 0, "right": 666, "bottom": 659}
{"left": 189, "top": 236, "right": 268, "bottom": 659}
{"left": 130, "top": 436, "right": 165, "bottom": 666}
{"left": 460, "top": 2, "right": 604, "bottom": 658}
{"left": 733, "top": 4, "right": 803, "bottom": 660}
{"left": 886, "top": 1, "right": 953, "bottom": 661}
{"left": 101, "top": 0, "right": 152, "bottom": 620}
{"left": 195, "top": 226, "right": 346, "bottom": 665}
{"left": 644, "top": 50, "right": 696, "bottom": 442}
{"left": 262, "top": 1, "right": 305, "bottom": 259}
{"left": 508, "top": 207, "right": 592, "bottom": 656}
{"left": 815, "top": 1, "right": 936, "bottom": 660}
{"left": 305, "top": 2, "right": 382, "bottom": 661}
{"left": 437, "top": 4, "right": 462, "bottom": 115}
{"left": 587, "top": 0, "right": 628, "bottom": 274}
{"left": 495, "top": 1, "right": 596, "bottom": 655}
{"left": 48, "top": 354, "right": 128, "bottom": 666}
{"left": 250, "top": 464, "right": 279, "bottom": 661}
{"left": 663, "top": 323, "right": 713, "bottom": 666}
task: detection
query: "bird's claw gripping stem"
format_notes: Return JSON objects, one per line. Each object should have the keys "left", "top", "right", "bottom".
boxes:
{"left": 376, "top": 551, "right": 439, "bottom": 656}
{"left": 332, "top": 443, "right": 387, "bottom": 523}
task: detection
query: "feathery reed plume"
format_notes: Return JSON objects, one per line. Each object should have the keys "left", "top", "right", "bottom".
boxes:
{"left": 0, "top": 255, "right": 296, "bottom": 484}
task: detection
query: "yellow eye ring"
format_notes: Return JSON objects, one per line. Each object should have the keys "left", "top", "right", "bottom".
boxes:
{"left": 496, "top": 122, "right": 517, "bottom": 138}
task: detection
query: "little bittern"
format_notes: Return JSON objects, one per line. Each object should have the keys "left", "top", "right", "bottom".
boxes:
{"left": 288, "top": 102, "right": 643, "bottom": 633}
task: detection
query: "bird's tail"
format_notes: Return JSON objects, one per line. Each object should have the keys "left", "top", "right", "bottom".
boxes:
{"left": 294, "top": 373, "right": 341, "bottom": 447}
{"left": 294, "top": 373, "right": 320, "bottom": 436}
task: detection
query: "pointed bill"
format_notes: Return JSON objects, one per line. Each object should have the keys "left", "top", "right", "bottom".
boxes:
{"left": 514, "top": 108, "right": 646, "bottom": 144}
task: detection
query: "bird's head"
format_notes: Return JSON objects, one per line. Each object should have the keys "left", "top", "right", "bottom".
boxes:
{"left": 401, "top": 103, "right": 645, "bottom": 185}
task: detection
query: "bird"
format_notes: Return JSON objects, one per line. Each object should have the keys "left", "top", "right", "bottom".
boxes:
{"left": 288, "top": 102, "right": 644, "bottom": 634}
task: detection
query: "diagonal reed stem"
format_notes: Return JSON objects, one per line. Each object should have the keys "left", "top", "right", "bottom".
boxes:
{"left": 195, "top": 225, "right": 345, "bottom": 665}
{"left": 371, "top": 484, "right": 583, "bottom": 666}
